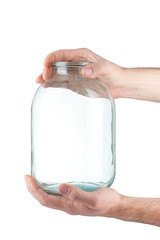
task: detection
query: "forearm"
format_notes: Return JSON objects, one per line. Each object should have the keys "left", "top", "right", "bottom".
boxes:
{"left": 113, "top": 195, "right": 160, "bottom": 227}
{"left": 121, "top": 68, "right": 160, "bottom": 102}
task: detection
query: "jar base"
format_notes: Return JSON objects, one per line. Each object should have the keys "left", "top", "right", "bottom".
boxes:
{"left": 37, "top": 180, "right": 114, "bottom": 195}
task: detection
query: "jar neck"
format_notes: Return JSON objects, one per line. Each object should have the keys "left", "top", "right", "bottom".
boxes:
{"left": 52, "top": 66, "right": 83, "bottom": 76}
{"left": 51, "top": 62, "right": 89, "bottom": 76}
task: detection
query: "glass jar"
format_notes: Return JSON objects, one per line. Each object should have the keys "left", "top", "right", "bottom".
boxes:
{"left": 31, "top": 62, "right": 116, "bottom": 195}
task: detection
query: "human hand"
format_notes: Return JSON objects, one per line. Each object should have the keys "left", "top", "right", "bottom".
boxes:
{"left": 25, "top": 175, "right": 122, "bottom": 217}
{"left": 25, "top": 175, "right": 160, "bottom": 226}
{"left": 36, "top": 48, "right": 126, "bottom": 99}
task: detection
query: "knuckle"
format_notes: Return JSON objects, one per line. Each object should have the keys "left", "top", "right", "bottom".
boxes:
{"left": 72, "top": 192, "right": 80, "bottom": 201}
{"left": 82, "top": 48, "right": 90, "bottom": 56}
{"left": 56, "top": 49, "right": 66, "bottom": 61}
{"left": 45, "top": 52, "right": 53, "bottom": 61}
{"left": 39, "top": 198, "right": 47, "bottom": 207}
{"left": 90, "top": 199, "right": 100, "bottom": 209}
{"left": 81, "top": 47, "right": 90, "bottom": 52}
{"left": 54, "top": 49, "right": 62, "bottom": 54}
{"left": 78, "top": 48, "right": 90, "bottom": 58}
{"left": 38, "top": 194, "right": 48, "bottom": 207}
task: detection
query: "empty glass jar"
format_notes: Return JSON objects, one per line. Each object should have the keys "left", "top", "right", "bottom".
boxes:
{"left": 31, "top": 62, "right": 116, "bottom": 195}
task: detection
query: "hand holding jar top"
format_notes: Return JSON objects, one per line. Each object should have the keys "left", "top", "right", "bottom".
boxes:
{"left": 25, "top": 48, "right": 160, "bottom": 227}
{"left": 36, "top": 48, "right": 125, "bottom": 99}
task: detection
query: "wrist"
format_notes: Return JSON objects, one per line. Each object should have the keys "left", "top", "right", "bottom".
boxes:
{"left": 102, "top": 193, "right": 125, "bottom": 219}
{"left": 103, "top": 193, "right": 145, "bottom": 222}
{"left": 106, "top": 194, "right": 143, "bottom": 222}
{"left": 119, "top": 68, "right": 140, "bottom": 99}
{"left": 112, "top": 195, "right": 138, "bottom": 222}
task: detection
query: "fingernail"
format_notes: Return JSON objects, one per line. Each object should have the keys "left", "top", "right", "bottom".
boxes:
{"left": 59, "top": 184, "right": 69, "bottom": 194}
{"left": 84, "top": 67, "right": 93, "bottom": 76}
{"left": 43, "top": 72, "right": 46, "bottom": 80}
{"left": 43, "top": 67, "right": 48, "bottom": 80}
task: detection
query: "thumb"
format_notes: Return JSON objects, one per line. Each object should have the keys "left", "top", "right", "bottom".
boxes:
{"left": 82, "top": 61, "right": 111, "bottom": 79}
{"left": 58, "top": 184, "right": 98, "bottom": 209}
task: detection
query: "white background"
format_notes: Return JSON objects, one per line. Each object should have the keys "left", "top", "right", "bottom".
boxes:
{"left": 0, "top": 0, "right": 160, "bottom": 238}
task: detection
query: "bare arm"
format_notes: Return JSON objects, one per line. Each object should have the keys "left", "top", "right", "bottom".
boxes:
{"left": 121, "top": 68, "right": 160, "bottom": 102}
{"left": 114, "top": 195, "right": 160, "bottom": 227}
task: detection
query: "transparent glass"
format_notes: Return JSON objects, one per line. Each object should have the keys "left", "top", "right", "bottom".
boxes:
{"left": 31, "top": 62, "right": 116, "bottom": 195}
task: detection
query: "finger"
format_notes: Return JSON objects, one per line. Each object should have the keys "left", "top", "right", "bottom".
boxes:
{"left": 35, "top": 73, "right": 45, "bottom": 84}
{"left": 44, "top": 48, "right": 94, "bottom": 67}
{"left": 42, "top": 67, "right": 52, "bottom": 81}
{"left": 43, "top": 48, "right": 102, "bottom": 80}
{"left": 58, "top": 184, "right": 99, "bottom": 209}
{"left": 24, "top": 175, "right": 66, "bottom": 210}
{"left": 82, "top": 61, "right": 112, "bottom": 79}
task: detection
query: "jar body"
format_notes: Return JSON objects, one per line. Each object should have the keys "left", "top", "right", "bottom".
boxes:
{"left": 31, "top": 62, "right": 116, "bottom": 195}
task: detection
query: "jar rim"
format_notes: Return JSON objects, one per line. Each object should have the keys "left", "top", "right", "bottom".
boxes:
{"left": 51, "top": 62, "right": 90, "bottom": 67}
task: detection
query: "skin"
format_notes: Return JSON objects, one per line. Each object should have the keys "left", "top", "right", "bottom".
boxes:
{"left": 25, "top": 48, "right": 160, "bottom": 227}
